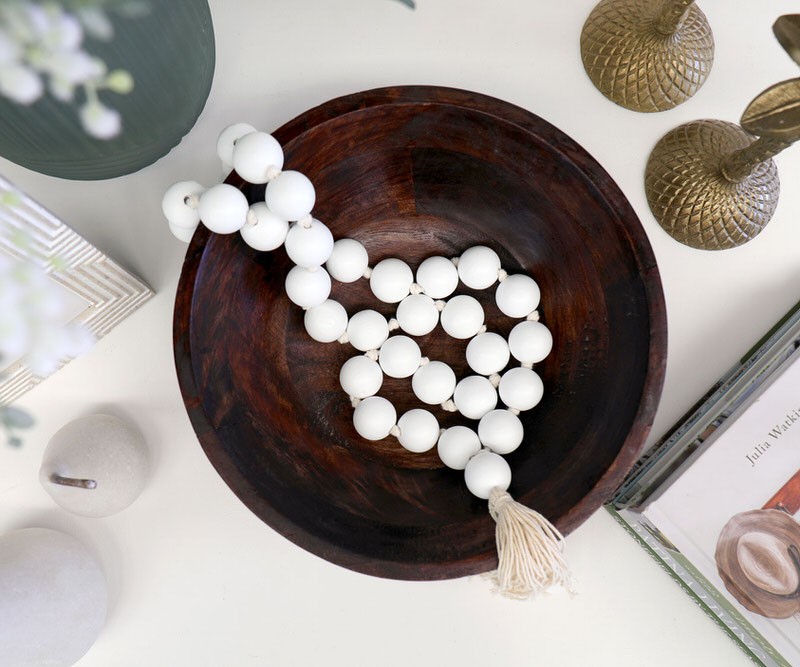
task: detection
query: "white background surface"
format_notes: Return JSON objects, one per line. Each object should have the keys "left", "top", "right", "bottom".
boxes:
{"left": 2, "top": 1, "right": 800, "bottom": 665}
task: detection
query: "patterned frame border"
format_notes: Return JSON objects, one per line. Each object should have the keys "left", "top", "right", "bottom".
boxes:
{"left": 0, "top": 176, "right": 153, "bottom": 404}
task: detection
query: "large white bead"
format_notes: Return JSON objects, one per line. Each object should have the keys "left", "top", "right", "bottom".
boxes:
{"left": 499, "top": 367, "right": 544, "bottom": 411}
{"left": 168, "top": 222, "right": 195, "bottom": 243}
{"left": 326, "top": 239, "right": 369, "bottom": 283}
{"left": 346, "top": 310, "right": 390, "bottom": 351}
{"left": 396, "top": 294, "right": 439, "bottom": 336}
{"left": 162, "top": 180, "right": 205, "bottom": 229}
{"left": 340, "top": 355, "right": 383, "bottom": 398}
{"left": 457, "top": 246, "right": 501, "bottom": 289}
{"left": 496, "top": 274, "right": 541, "bottom": 318}
{"left": 265, "top": 170, "right": 316, "bottom": 221}
{"left": 416, "top": 256, "right": 459, "bottom": 299}
{"left": 231, "top": 131, "right": 284, "bottom": 184}
{"left": 396, "top": 409, "right": 439, "bottom": 453}
{"left": 240, "top": 202, "right": 288, "bottom": 251}
{"left": 369, "top": 258, "right": 413, "bottom": 304}
{"left": 508, "top": 320, "right": 553, "bottom": 364}
{"left": 304, "top": 299, "right": 348, "bottom": 343}
{"left": 198, "top": 184, "right": 249, "bottom": 234}
{"left": 353, "top": 396, "right": 396, "bottom": 441}
{"left": 437, "top": 426, "right": 481, "bottom": 470}
{"left": 464, "top": 450, "right": 511, "bottom": 499}
{"left": 378, "top": 335, "right": 421, "bottom": 378}
{"left": 453, "top": 375, "right": 498, "bottom": 420}
{"left": 440, "top": 295, "right": 484, "bottom": 339}
{"left": 478, "top": 409, "right": 524, "bottom": 455}
{"left": 284, "top": 266, "right": 331, "bottom": 309}
{"left": 411, "top": 361, "right": 456, "bottom": 405}
{"left": 284, "top": 218, "right": 334, "bottom": 268}
{"left": 217, "top": 122, "right": 256, "bottom": 169}
{"left": 466, "top": 332, "right": 510, "bottom": 376}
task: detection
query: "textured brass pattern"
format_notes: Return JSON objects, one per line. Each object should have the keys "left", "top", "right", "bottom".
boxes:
{"left": 774, "top": 15, "right": 800, "bottom": 68}
{"left": 740, "top": 79, "right": 800, "bottom": 141}
{"left": 580, "top": 0, "right": 714, "bottom": 112}
{"left": 645, "top": 120, "right": 779, "bottom": 250}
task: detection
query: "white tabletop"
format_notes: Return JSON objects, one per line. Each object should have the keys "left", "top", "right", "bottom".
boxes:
{"left": 3, "top": 1, "right": 800, "bottom": 665}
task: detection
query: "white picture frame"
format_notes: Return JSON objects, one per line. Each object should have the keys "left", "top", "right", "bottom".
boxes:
{"left": 0, "top": 176, "right": 153, "bottom": 404}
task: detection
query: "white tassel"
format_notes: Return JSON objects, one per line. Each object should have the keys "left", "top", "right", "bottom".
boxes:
{"left": 487, "top": 488, "right": 575, "bottom": 599}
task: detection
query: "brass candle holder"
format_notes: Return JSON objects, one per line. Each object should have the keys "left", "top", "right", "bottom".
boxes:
{"left": 580, "top": 0, "right": 714, "bottom": 112}
{"left": 645, "top": 15, "right": 800, "bottom": 250}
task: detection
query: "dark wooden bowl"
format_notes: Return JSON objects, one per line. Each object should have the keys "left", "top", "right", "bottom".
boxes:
{"left": 174, "top": 86, "right": 666, "bottom": 580}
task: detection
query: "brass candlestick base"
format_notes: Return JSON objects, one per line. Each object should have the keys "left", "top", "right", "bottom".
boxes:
{"left": 580, "top": 0, "right": 714, "bottom": 112}
{"left": 645, "top": 120, "right": 779, "bottom": 250}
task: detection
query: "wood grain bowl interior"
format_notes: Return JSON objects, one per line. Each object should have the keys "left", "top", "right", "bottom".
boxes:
{"left": 174, "top": 86, "right": 666, "bottom": 580}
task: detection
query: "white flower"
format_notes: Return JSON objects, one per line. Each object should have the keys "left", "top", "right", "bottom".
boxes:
{"left": 0, "top": 62, "right": 43, "bottom": 104}
{"left": 80, "top": 100, "right": 121, "bottom": 139}
{"left": 42, "top": 10, "right": 82, "bottom": 51}
{"left": 0, "top": 28, "right": 21, "bottom": 65}
{"left": 75, "top": 6, "right": 113, "bottom": 41}
{"left": 48, "top": 74, "right": 73, "bottom": 101}
{"left": 45, "top": 49, "right": 102, "bottom": 85}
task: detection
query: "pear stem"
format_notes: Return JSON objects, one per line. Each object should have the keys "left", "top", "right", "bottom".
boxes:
{"left": 49, "top": 473, "right": 97, "bottom": 490}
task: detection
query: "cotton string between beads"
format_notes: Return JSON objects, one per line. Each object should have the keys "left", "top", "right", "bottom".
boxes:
{"left": 161, "top": 121, "right": 572, "bottom": 599}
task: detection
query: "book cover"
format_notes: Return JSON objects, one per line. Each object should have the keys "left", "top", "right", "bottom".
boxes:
{"left": 640, "top": 352, "right": 800, "bottom": 664}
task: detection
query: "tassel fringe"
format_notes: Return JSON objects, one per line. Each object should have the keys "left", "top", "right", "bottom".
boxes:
{"left": 487, "top": 488, "right": 576, "bottom": 600}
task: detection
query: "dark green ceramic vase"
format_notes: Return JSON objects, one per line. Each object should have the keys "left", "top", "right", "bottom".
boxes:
{"left": 0, "top": 0, "right": 215, "bottom": 180}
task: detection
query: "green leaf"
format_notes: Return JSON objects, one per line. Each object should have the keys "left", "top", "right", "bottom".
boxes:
{"left": 741, "top": 78, "right": 800, "bottom": 141}
{"left": 392, "top": 0, "right": 416, "bottom": 8}
{"left": 7, "top": 436, "right": 22, "bottom": 448}
{"left": 1, "top": 406, "right": 35, "bottom": 430}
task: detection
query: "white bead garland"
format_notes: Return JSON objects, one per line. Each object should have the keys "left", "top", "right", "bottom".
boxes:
{"left": 217, "top": 122, "right": 256, "bottom": 169}
{"left": 396, "top": 409, "right": 439, "bottom": 453}
{"left": 495, "top": 274, "right": 541, "bottom": 318}
{"left": 346, "top": 310, "right": 390, "bottom": 352}
{"left": 416, "top": 256, "right": 459, "bottom": 299}
{"left": 457, "top": 245, "right": 501, "bottom": 289}
{"left": 163, "top": 124, "right": 554, "bottom": 502}
{"left": 162, "top": 180, "right": 205, "bottom": 230}
{"left": 340, "top": 355, "right": 383, "bottom": 399}
{"left": 304, "top": 299, "right": 348, "bottom": 343}
{"left": 437, "top": 426, "right": 482, "bottom": 470}
{"left": 326, "top": 239, "right": 369, "bottom": 283}
{"left": 284, "top": 218, "right": 334, "bottom": 268}
{"left": 369, "top": 258, "right": 414, "bottom": 304}
{"left": 466, "top": 332, "right": 510, "bottom": 376}
{"left": 197, "top": 184, "right": 250, "bottom": 234}
{"left": 498, "top": 367, "right": 544, "bottom": 412}
{"left": 440, "top": 295, "right": 484, "bottom": 339}
{"left": 353, "top": 396, "right": 396, "bottom": 441}
{"left": 265, "top": 170, "right": 316, "bottom": 221}
{"left": 396, "top": 294, "right": 439, "bottom": 336}
{"left": 240, "top": 202, "right": 289, "bottom": 251}
{"left": 232, "top": 131, "right": 284, "bottom": 184}
{"left": 478, "top": 409, "right": 524, "bottom": 455}
{"left": 508, "top": 320, "right": 553, "bottom": 365}
{"left": 412, "top": 361, "right": 456, "bottom": 406}
{"left": 453, "top": 375, "right": 498, "bottom": 420}
{"left": 378, "top": 335, "right": 422, "bottom": 379}
{"left": 284, "top": 265, "right": 331, "bottom": 309}
{"left": 464, "top": 450, "right": 512, "bottom": 499}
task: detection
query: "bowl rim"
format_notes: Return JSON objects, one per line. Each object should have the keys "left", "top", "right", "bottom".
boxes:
{"left": 173, "top": 85, "right": 667, "bottom": 579}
